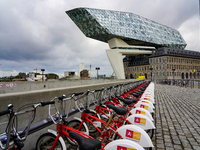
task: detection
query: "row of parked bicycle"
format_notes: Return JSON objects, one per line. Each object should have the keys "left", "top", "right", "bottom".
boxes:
{"left": 0, "top": 80, "right": 155, "bottom": 150}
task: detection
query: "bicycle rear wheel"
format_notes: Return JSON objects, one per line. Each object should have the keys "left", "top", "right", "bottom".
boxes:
{"left": 35, "top": 133, "right": 63, "bottom": 150}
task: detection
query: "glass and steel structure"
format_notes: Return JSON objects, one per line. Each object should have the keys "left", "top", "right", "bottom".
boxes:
{"left": 66, "top": 7, "right": 187, "bottom": 49}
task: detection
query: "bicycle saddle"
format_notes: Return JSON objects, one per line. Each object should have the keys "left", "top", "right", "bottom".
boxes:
{"left": 116, "top": 97, "right": 137, "bottom": 105}
{"left": 129, "top": 92, "right": 140, "bottom": 97}
{"left": 106, "top": 104, "right": 127, "bottom": 115}
{"left": 69, "top": 131, "right": 101, "bottom": 150}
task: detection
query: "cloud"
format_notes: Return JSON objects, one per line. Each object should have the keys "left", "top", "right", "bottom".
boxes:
{"left": 179, "top": 15, "right": 199, "bottom": 51}
{"left": 0, "top": 0, "right": 199, "bottom": 77}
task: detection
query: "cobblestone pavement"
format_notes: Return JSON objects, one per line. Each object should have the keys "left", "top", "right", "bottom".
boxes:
{"left": 155, "top": 84, "right": 200, "bottom": 150}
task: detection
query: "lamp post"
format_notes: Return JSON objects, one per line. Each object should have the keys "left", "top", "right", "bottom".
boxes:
{"left": 95, "top": 67, "right": 100, "bottom": 79}
{"left": 41, "top": 69, "right": 45, "bottom": 81}
{"left": 0, "top": 64, "right": 2, "bottom": 78}
{"left": 172, "top": 68, "right": 175, "bottom": 84}
{"left": 150, "top": 67, "right": 153, "bottom": 81}
{"left": 152, "top": 49, "right": 155, "bottom": 82}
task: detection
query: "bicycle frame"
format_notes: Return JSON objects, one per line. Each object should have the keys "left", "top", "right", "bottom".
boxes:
{"left": 49, "top": 123, "right": 98, "bottom": 150}
{"left": 0, "top": 101, "right": 54, "bottom": 150}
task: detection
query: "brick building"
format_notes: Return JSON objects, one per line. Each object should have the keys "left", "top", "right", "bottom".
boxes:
{"left": 124, "top": 47, "right": 200, "bottom": 80}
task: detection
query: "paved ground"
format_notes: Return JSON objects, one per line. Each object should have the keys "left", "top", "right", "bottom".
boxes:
{"left": 154, "top": 84, "right": 200, "bottom": 150}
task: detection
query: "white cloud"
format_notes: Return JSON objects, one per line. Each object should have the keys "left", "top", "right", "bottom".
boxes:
{"left": 179, "top": 15, "right": 200, "bottom": 51}
{"left": 0, "top": 0, "right": 199, "bottom": 78}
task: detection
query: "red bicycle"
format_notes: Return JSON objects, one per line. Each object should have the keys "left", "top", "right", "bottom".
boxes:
{"left": 35, "top": 93, "right": 145, "bottom": 150}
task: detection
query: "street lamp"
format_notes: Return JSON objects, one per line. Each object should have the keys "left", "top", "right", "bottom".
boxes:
{"left": 150, "top": 67, "right": 153, "bottom": 81}
{"left": 41, "top": 69, "right": 45, "bottom": 81}
{"left": 172, "top": 68, "right": 175, "bottom": 84}
{"left": 95, "top": 67, "right": 100, "bottom": 79}
{"left": 0, "top": 64, "right": 2, "bottom": 78}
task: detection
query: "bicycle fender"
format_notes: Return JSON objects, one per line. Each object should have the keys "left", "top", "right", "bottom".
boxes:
{"left": 101, "top": 105, "right": 111, "bottom": 119}
{"left": 130, "top": 108, "right": 153, "bottom": 121}
{"left": 47, "top": 129, "right": 67, "bottom": 150}
{"left": 104, "top": 139, "right": 144, "bottom": 150}
{"left": 126, "top": 114, "right": 155, "bottom": 130}
{"left": 116, "top": 125, "right": 154, "bottom": 148}
{"left": 88, "top": 109, "right": 102, "bottom": 128}
{"left": 134, "top": 103, "right": 154, "bottom": 113}
{"left": 73, "top": 117, "right": 89, "bottom": 135}
{"left": 89, "top": 109, "right": 101, "bottom": 119}
{"left": 137, "top": 100, "right": 154, "bottom": 109}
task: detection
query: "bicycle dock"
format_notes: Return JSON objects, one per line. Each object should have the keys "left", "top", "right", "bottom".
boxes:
{"left": 0, "top": 80, "right": 200, "bottom": 149}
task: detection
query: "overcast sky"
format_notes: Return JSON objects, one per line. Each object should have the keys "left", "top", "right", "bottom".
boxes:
{"left": 0, "top": 0, "right": 199, "bottom": 77}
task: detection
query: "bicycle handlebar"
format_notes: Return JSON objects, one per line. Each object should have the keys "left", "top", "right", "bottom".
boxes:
{"left": 40, "top": 101, "right": 55, "bottom": 107}
{"left": 73, "top": 92, "right": 84, "bottom": 96}
{"left": 0, "top": 109, "right": 11, "bottom": 117}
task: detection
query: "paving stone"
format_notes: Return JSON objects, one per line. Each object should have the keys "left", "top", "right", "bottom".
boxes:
{"left": 192, "top": 146, "right": 200, "bottom": 150}
{"left": 156, "top": 139, "right": 164, "bottom": 144}
{"left": 157, "top": 144, "right": 165, "bottom": 149}
{"left": 166, "top": 148, "right": 174, "bottom": 150}
{"left": 173, "top": 145, "right": 182, "bottom": 150}
{"left": 173, "top": 139, "right": 181, "bottom": 145}
{"left": 154, "top": 84, "right": 200, "bottom": 150}
{"left": 165, "top": 142, "right": 173, "bottom": 147}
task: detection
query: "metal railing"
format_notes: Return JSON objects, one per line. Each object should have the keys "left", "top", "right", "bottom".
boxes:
{"left": 155, "top": 79, "right": 200, "bottom": 89}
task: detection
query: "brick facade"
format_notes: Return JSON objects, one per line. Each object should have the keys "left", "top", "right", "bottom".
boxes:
{"left": 124, "top": 48, "right": 200, "bottom": 80}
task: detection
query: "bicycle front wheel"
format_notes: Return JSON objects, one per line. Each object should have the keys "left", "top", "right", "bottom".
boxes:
{"left": 35, "top": 133, "right": 63, "bottom": 150}
{"left": 65, "top": 120, "right": 88, "bottom": 146}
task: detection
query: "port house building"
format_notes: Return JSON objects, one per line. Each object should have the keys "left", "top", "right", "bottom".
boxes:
{"left": 66, "top": 8, "right": 200, "bottom": 79}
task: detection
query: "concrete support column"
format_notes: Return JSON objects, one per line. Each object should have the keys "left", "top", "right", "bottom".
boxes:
{"left": 106, "top": 49, "right": 125, "bottom": 79}
{"left": 106, "top": 49, "right": 153, "bottom": 79}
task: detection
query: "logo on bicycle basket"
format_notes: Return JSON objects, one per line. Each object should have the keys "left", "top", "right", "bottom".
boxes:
{"left": 125, "top": 129, "right": 141, "bottom": 141}
{"left": 117, "top": 145, "right": 136, "bottom": 150}
{"left": 140, "top": 104, "right": 148, "bottom": 110}
{"left": 136, "top": 110, "right": 145, "bottom": 115}
{"left": 144, "top": 97, "right": 150, "bottom": 101}
{"left": 134, "top": 117, "right": 146, "bottom": 125}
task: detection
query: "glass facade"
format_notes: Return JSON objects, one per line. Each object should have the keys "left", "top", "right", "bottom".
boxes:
{"left": 66, "top": 7, "right": 187, "bottom": 49}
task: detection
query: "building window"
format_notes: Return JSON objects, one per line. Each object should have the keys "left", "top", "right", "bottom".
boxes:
{"left": 163, "top": 57, "right": 165, "bottom": 62}
{"left": 163, "top": 72, "right": 165, "bottom": 76}
{"left": 156, "top": 58, "right": 158, "bottom": 63}
{"left": 160, "top": 72, "right": 162, "bottom": 77}
{"left": 159, "top": 58, "right": 161, "bottom": 63}
{"left": 163, "top": 64, "right": 165, "bottom": 69}
{"left": 166, "top": 57, "right": 168, "bottom": 62}
{"left": 160, "top": 65, "right": 162, "bottom": 70}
